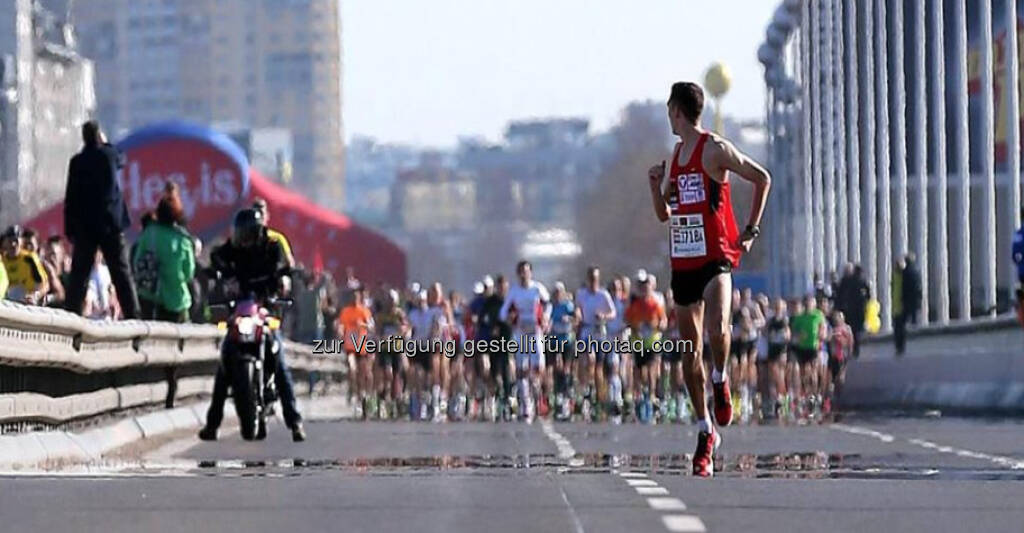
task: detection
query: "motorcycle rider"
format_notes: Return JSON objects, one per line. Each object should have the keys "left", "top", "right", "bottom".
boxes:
{"left": 198, "top": 208, "right": 306, "bottom": 442}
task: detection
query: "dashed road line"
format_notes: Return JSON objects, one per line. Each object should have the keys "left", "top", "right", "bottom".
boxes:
{"left": 540, "top": 420, "right": 577, "bottom": 460}
{"left": 908, "top": 438, "right": 1024, "bottom": 470}
{"left": 647, "top": 497, "right": 687, "bottom": 511}
{"left": 615, "top": 471, "right": 706, "bottom": 532}
{"left": 831, "top": 423, "right": 895, "bottom": 442}
{"left": 662, "top": 514, "right": 707, "bottom": 532}
{"left": 833, "top": 423, "right": 1024, "bottom": 470}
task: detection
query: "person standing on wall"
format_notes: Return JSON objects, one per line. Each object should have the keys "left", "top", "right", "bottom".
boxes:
{"left": 63, "top": 120, "right": 140, "bottom": 319}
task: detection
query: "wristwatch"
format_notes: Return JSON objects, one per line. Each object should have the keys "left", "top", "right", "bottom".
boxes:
{"left": 745, "top": 225, "right": 761, "bottom": 238}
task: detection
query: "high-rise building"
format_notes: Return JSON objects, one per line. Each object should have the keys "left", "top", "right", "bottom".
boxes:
{"left": 71, "top": 0, "right": 345, "bottom": 209}
{"left": 0, "top": 0, "right": 96, "bottom": 227}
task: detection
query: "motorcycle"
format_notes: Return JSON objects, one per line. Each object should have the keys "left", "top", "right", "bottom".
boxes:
{"left": 213, "top": 295, "right": 292, "bottom": 441}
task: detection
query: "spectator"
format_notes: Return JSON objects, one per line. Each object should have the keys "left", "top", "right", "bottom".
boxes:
{"left": 836, "top": 263, "right": 870, "bottom": 358}
{"left": 252, "top": 197, "right": 295, "bottom": 268}
{"left": 1, "top": 225, "right": 49, "bottom": 305}
{"left": 892, "top": 257, "right": 906, "bottom": 356}
{"left": 345, "top": 266, "right": 361, "bottom": 291}
{"left": 189, "top": 236, "right": 206, "bottom": 323}
{"left": 84, "top": 253, "right": 117, "bottom": 319}
{"left": 294, "top": 269, "right": 327, "bottom": 343}
{"left": 132, "top": 186, "right": 196, "bottom": 322}
{"left": 63, "top": 120, "right": 141, "bottom": 319}
{"left": 901, "top": 253, "right": 923, "bottom": 326}
{"left": 44, "top": 236, "right": 71, "bottom": 284}
{"left": 0, "top": 253, "right": 7, "bottom": 299}
{"left": 22, "top": 228, "right": 64, "bottom": 306}
{"left": 130, "top": 211, "right": 157, "bottom": 277}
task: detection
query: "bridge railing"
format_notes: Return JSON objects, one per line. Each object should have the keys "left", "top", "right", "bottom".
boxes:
{"left": 0, "top": 300, "right": 343, "bottom": 431}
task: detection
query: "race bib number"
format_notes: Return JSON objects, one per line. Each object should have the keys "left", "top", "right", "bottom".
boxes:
{"left": 677, "top": 173, "right": 706, "bottom": 205}
{"left": 670, "top": 214, "right": 707, "bottom": 258}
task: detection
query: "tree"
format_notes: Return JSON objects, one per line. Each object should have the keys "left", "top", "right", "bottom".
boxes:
{"left": 570, "top": 102, "right": 673, "bottom": 281}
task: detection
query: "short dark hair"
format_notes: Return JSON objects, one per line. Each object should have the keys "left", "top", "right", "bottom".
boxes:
{"left": 82, "top": 120, "right": 101, "bottom": 146}
{"left": 668, "top": 82, "right": 704, "bottom": 124}
{"left": 140, "top": 211, "right": 157, "bottom": 229}
{"left": 46, "top": 235, "right": 62, "bottom": 245}
{"left": 22, "top": 228, "right": 37, "bottom": 241}
{"left": 516, "top": 260, "right": 531, "bottom": 271}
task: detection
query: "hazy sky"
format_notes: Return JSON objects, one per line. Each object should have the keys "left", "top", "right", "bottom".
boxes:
{"left": 341, "top": 1, "right": 777, "bottom": 147}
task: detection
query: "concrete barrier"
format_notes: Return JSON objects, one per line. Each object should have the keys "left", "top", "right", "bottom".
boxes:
{"left": 842, "top": 320, "right": 1024, "bottom": 413}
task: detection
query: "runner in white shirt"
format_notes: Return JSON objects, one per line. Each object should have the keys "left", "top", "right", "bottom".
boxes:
{"left": 499, "top": 260, "right": 550, "bottom": 422}
{"left": 574, "top": 266, "right": 617, "bottom": 419}
{"left": 406, "top": 289, "right": 446, "bottom": 421}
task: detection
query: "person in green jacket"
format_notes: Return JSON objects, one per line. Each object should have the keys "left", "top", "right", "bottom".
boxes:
{"left": 0, "top": 256, "right": 8, "bottom": 299}
{"left": 133, "top": 187, "right": 195, "bottom": 322}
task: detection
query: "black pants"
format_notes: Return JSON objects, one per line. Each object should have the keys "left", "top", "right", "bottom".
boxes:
{"left": 65, "top": 232, "right": 140, "bottom": 319}
{"left": 204, "top": 332, "right": 302, "bottom": 431}
{"left": 893, "top": 313, "right": 907, "bottom": 355}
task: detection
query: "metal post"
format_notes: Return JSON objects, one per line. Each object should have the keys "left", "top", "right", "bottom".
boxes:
{"left": 811, "top": 0, "right": 825, "bottom": 284}
{"left": 1005, "top": 0, "right": 1022, "bottom": 303}
{"left": 910, "top": 0, "right": 929, "bottom": 324}
{"left": 834, "top": 0, "right": 848, "bottom": 269}
{"left": 803, "top": 0, "right": 815, "bottom": 293}
{"left": 845, "top": 0, "right": 861, "bottom": 265}
{"left": 950, "top": 0, "right": 972, "bottom": 319}
{"left": 928, "top": 0, "right": 950, "bottom": 324}
{"left": 891, "top": 0, "right": 909, "bottom": 264}
{"left": 861, "top": 0, "right": 879, "bottom": 303}
{"left": 979, "top": 0, "right": 997, "bottom": 316}
{"left": 821, "top": 0, "right": 837, "bottom": 277}
{"left": 875, "top": 0, "right": 893, "bottom": 331}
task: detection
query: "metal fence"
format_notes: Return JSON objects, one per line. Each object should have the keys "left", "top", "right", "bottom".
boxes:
{"left": 0, "top": 300, "right": 344, "bottom": 432}
{"left": 759, "top": 0, "right": 1023, "bottom": 329}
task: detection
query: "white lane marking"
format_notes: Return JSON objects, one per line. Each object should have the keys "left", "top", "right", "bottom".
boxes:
{"left": 626, "top": 479, "right": 658, "bottom": 487}
{"left": 908, "top": 438, "right": 1024, "bottom": 470}
{"left": 636, "top": 486, "right": 670, "bottom": 496}
{"left": 647, "top": 497, "right": 687, "bottom": 511}
{"left": 558, "top": 484, "right": 586, "bottom": 533}
{"left": 618, "top": 471, "right": 648, "bottom": 478}
{"left": 540, "top": 420, "right": 577, "bottom": 460}
{"left": 831, "top": 423, "right": 895, "bottom": 443}
{"left": 833, "top": 423, "right": 1024, "bottom": 470}
{"left": 661, "top": 514, "right": 707, "bottom": 532}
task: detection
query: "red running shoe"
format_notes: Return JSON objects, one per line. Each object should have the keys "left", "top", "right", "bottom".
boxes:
{"left": 712, "top": 379, "right": 733, "bottom": 426}
{"left": 692, "top": 429, "right": 721, "bottom": 478}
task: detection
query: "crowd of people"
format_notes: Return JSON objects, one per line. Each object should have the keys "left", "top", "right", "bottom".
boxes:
{"left": 326, "top": 260, "right": 886, "bottom": 425}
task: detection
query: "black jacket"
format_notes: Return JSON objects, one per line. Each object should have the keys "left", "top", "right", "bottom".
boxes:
{"left": 64, "top": 143, "right": 131, "bottom": 240}
{"left": 210, "top": 237, "right": 288, "bottom": 301}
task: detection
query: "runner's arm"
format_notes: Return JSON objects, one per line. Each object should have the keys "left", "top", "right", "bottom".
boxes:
{"left": 498, "top": 291, "right": 513, "bottom": 322}
{"left": 710, "top": 138, "right": 771, "bottom": 230}
{"left": 648, "top": 160, "right": 670, "bottom": 222}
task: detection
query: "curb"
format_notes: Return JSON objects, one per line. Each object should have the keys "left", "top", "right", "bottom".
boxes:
{"left": 0, "top": 396, "right": 350, "bottom": 471}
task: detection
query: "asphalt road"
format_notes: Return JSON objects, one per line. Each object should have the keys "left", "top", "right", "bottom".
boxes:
{"left": 2, "top": 412, "right": 1023, "bottom": 533}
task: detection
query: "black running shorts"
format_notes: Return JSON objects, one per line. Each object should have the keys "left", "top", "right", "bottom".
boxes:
{"left": 671, "top": 261, "right": 732, "bottom": 307}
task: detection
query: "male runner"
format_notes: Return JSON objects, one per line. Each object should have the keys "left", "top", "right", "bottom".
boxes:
{"left": 648, "top": 81, "right": 770, "bottom": 477}
{"left": 499, "top": 260, "right": 550, "bottom": 422}
{"left": 574, "top": 266, "right": 617, "bottom": 420}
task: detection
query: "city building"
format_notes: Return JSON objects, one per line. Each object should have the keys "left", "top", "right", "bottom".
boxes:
{"left": 70, "top": 0, "right": 345, "bottom": 209}
{"left": 220, "top": 124, "right": 293, "bottom": 185}
{"left": 0, "top": 0, "right": 95, "bottom": 227}
{"left": 345, "top": 136, "right": 421, "bottom": 229}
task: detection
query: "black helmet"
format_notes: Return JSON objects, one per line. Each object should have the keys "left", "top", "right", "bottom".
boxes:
{"left": 0, "top": 225, "right": 22, "bottom": 246}
{"left": 232, "top": 209, "right": 264, "bottom": 248}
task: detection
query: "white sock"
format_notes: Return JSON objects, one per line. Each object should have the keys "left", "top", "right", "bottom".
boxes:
{"left": 711, "top": 369, "right": 725, "bottom": 384}
{"left": 697, "top": 417, "right": 712, "bottom": 434}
